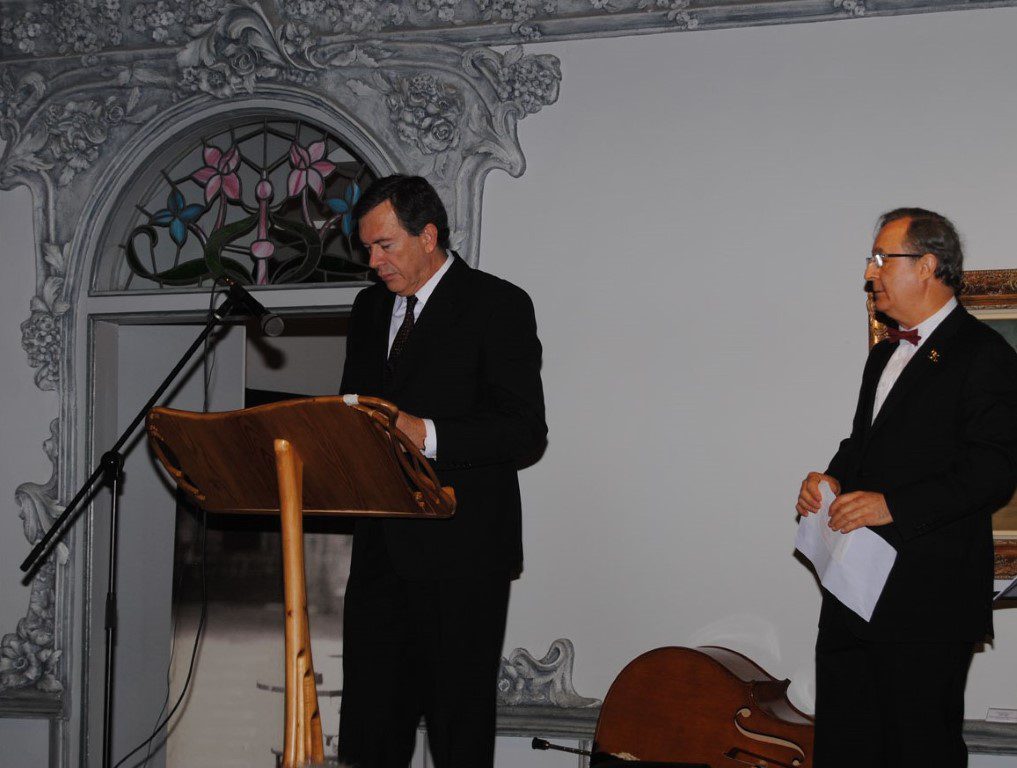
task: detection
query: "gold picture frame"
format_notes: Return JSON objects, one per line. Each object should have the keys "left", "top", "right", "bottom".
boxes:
{"left": 867, "top": 269, "right": 1017, "bottom": 579}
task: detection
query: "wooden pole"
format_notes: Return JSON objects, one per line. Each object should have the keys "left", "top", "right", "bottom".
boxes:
{"left": 275, "top": 439, "right": 324, "bottom": 768}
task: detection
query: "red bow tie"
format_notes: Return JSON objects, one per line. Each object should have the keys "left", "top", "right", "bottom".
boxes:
{"left": 887, "top": 326, "right": 921, "bottom": 346}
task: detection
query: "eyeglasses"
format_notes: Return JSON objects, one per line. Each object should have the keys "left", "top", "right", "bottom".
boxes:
{"left": 866, "top": 253, "right": 922, "bottom": 268}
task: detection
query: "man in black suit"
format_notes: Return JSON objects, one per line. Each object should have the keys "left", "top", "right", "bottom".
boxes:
{"left": 336, "top": 175, "right": 546, "bottom": 768}
{"left": 796, "top": 208, "right": 1017, "bottom": 767}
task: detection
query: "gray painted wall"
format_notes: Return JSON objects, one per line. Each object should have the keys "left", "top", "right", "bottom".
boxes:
{"left": 5, "top": 6, "right": 1017, "bottom": 765}
{"left": 0, "top": 718, "right": 49, "bottom": 766}
{"left": 245, "top": 322, "right": 348, "bottom": 397}
{"left": 479, "top": 4, "right": 1017, "bottom": 726}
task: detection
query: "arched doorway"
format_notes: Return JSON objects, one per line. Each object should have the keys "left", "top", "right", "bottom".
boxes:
{"left": 77, "top": 105, "right": 390, "bottom": 767}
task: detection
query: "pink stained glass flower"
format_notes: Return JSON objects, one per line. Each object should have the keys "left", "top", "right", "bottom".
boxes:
{"left": 287, "top": 140, "right": 335, "bottom": 198}
{"left": 191, "top": 145, "right": 242, "bottom": 203}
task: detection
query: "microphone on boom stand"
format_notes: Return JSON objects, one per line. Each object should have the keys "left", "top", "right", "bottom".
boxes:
{"left": 215, "top": 275, "right": 285, "bottom": 337}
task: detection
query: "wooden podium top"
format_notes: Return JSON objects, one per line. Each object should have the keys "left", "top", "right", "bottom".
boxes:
{"left": 146, "top": 395, "right": 454, "bottom": 518}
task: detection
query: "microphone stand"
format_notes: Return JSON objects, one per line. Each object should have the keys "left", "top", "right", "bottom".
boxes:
{"left": 531, "top": 738, "right": 710, "bottom": 767}
{"left": 20, "top": 289, "right": 248, "bottom": 768}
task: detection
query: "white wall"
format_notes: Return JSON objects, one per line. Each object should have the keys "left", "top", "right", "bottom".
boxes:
{"left": 479, "top": 7, "right": 1017, "bottom": 721}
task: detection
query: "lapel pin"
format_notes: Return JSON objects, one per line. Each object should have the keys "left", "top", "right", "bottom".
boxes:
{"left": 928, "top": 349, "right": 940, "bottom": 363}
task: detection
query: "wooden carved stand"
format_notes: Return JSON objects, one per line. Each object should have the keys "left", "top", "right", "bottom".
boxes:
{"left": 147, "top": 395, "right": 455, "bottom": 767}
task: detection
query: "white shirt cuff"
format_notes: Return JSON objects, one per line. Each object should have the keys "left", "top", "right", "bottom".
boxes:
{"left": 422, "top": 418, "right": 437, "bottom": 459}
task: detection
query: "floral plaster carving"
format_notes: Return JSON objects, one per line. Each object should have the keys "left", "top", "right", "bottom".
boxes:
{"left": 176, "top": 1, "right": 322, "bottom": 97}
{"left": 1, "top": 1, "right": 123, "bottom": 57}
{"left": 386, "top": 74, "right": 465, "bottom": 156}
{"left": 638, "top": 0, "right": 698, "bottom": 29}
{"left": 0, "top": 1, "right": 561, "bottom": 380}
{"left": 0, "top": 421, "right": 66, "bottom": 695}
{"left": 833, "top": 0, "right": 865, "bottom": 16}
{"left": 1, "top": 62, "right": 161, "bottom": 386}
{"left": 1, "top": 1, "right": 559, "bottom": 726}
{"left": 1, "top": 81, "right": 153, "bottom": 188}
{"left": 498, "top": 638, "right": 599, "bottom": 707}
{"left": 0, "top": 0, "right": 996, "bottom": 57}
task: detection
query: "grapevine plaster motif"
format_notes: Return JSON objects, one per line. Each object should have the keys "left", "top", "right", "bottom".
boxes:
{"left": 20, "top": 244, "right": 70, "bottom": 392}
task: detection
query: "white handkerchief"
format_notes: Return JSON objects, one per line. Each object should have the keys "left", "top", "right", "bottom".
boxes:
{"left": 795, "top": 481, "right": 897, "bottom": 622}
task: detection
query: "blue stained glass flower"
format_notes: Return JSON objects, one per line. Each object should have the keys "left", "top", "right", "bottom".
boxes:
{"left": 326, "top": 182, "right": 362, "bottom": 238}
{"left": 151, "top": 190, "right": 205, "bottom": 246}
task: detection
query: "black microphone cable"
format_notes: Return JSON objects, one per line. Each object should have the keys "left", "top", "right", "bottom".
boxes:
{"left": 115, "top": 280, "right": 219, "bottom": 768}
{"left": 137, "top": 561, "right": 181, "bottom": 768}
{"left": 137, "top": 517, "right": 189, "bottom": 768}
{"left": 114, "top": 504, "right": 208, "bottom": 768}
{"left": 135, "top": 279, "right": 220, "bottom": 767}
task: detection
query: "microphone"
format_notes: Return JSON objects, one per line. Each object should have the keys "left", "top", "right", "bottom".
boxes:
{"left": 217, "top": 276, "right": 285, "bottom": 337}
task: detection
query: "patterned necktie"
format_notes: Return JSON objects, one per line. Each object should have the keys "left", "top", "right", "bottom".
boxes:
{"left": 385, "top": 294, "right": 417, "bottom": 385}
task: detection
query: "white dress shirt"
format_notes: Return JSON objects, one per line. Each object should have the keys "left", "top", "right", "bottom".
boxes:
{"left": 387, "top": 253, "right": 454, "bottom": 458}
{"left": 872, "top": 296, "right": 958, "bottom": 421}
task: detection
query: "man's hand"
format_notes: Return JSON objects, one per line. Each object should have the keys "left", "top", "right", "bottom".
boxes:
{"left": 796, "top": 472, "right": 841, "bottom": 517}
{"left": 396, "top": 411, "right": 426, "bottom": 453}
{"left": 828, "top": 491, "right": 893, "bottom": 533}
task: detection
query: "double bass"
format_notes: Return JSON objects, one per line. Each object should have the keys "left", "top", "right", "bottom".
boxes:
{"left": 534, "top": 646, "right": 814, "bottom": 768}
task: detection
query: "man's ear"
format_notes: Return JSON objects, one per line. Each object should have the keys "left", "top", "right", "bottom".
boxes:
{"left": 919, "top": 252, "right": 939, "bottom": 281}
{"left": 421, "top": 223, "right": 439, "bottom": 253}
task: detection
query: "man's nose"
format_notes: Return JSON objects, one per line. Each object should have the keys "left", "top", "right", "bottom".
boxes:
{"left": 368, "top": 248, "right": 382, "bottom": 268}
{"left": 864, "top": 260, "right": 879, "bottom": 280}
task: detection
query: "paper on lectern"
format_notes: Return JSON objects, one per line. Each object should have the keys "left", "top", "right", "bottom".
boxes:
{"left": 795, "top": 481, "right": 897, "bottom": 622}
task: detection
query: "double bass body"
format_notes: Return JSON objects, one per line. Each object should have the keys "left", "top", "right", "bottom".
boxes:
{"left": 592, "top": 646, "right": 814, "bottom": 768}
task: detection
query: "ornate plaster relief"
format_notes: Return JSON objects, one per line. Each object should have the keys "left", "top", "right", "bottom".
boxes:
{"left": 0, "top": 1, "right": 559, "bottom": 720}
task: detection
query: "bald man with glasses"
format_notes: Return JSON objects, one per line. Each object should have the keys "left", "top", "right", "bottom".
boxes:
{"left": 796, "top": 208, "right": 1017, "bottom": 767}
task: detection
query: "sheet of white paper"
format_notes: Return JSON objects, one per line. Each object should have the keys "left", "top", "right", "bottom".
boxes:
{"left": 795, "top": 481, "right": 897, "bottom": 622}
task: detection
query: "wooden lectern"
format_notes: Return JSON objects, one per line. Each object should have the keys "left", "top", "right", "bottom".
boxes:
{"left": 146, "top": 395, "right": 456, "bottom": 767}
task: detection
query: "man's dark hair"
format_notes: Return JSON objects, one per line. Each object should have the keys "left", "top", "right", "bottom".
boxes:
{"left": 353, "top": 174, "right": 451, "bottom": 250}
{"left": 876, "top": 207, "right": 964, "bottom": 292}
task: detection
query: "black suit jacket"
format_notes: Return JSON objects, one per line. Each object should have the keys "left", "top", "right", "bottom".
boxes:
{"left": 340, "top": 255, "right": 547, "bottom": 580}
{"left": 821, "top": 305, "right": 1017, "bottom": 642}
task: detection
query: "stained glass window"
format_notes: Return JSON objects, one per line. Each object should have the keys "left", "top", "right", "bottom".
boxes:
{"left": 116, "top": 119, "right": 377, "bottom": 291}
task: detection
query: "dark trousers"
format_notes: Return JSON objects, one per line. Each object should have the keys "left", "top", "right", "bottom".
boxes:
{"left": 814, "top": 622, "right": 974, "bottom": 768}
{"left": 337, "top": 523, "right": 511, "bottom": 768}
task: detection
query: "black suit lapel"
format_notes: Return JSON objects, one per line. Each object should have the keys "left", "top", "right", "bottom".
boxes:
{"left": 861, "top": 341, "right": 896, "bottom": 429}
{"left": 389, "top": 256, "right": 469, "bottom": 390}
{"left": 369, "top": 289, "right": 396, "bottom": 391}
{"left": 868, "top": 305, "right": 969, "bottom": 437}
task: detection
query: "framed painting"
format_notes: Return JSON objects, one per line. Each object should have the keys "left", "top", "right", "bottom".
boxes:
{"left": 868, "top": 269, "right": 1017, "bottom": 580}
